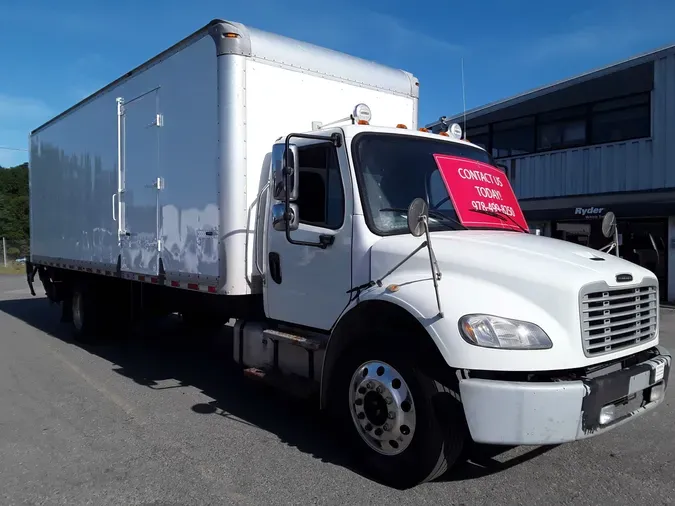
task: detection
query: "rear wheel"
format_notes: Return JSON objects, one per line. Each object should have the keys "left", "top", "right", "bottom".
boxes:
{"left": 70, "top": 283, "right": 100, "bottom": 343}
{"left": 330, "top": 339, "right": 466, "bottom": 488}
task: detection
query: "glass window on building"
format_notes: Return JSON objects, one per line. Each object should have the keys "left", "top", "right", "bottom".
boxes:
{"left": 466, "top": 125, "right": 489, "bottom": 151}
{"left": 537, "top": 106, "right": 587, "bottom": 151}
{"left": 492, "top": 117, "right": 535, "bottom": 158}
{"left": 590, "top": 93, "right": 650, "bottom": 144}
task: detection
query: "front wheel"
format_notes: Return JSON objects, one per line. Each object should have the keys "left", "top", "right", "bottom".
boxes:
{"left": 331, "top": 342, "right": 466, "bottom": 488}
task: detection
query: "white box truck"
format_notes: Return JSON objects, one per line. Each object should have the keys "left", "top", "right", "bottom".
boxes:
{"left": 27, "top": 18, "right": 670, "bottom": 488}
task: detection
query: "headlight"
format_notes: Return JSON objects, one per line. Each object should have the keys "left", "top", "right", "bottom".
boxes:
{"left": 458, "top": 314, "right": 552, "bottom": 350}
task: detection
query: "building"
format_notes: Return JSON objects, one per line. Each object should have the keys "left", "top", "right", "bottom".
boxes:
{"left": 427, "top": 44, "right": 675, "bottom": 302}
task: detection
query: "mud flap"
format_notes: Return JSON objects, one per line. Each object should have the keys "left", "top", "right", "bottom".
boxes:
{"left": 25, "top": 261, "right": 38, "bottom": 296}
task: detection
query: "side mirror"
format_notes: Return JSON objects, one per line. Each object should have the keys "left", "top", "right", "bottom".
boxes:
{"left": 272, "top": 143, "right": 299, "bottom": 202}
{"left": 601, "top": 211, "right": 617, "bottom": 239}
{"left": 407, "top": 197, "right": 429, "bottom": 237}
{"left": 272, "top": 202, "right": 299, "bottom": 232}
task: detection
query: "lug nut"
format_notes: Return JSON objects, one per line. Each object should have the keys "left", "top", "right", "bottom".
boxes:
{"left": 383, "top": 423, "right": 391, "bottom": 431}
{"left": 376, "top": 386, "right": 383, "bottom": 394}
{"left": 366, "top": 382, "right": 373, "bottom": 389}
{"left": 385, "top": 397, "right": 393, "bottom": 405}
{"left": 388, "top": 412, "right": 395, "bottom": 419}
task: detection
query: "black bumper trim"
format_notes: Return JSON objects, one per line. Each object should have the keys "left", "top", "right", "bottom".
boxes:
{"left": 581, "top": 347, "right": 671, "bottom": 434}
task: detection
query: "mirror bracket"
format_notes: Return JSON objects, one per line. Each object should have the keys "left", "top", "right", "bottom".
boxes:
{"left": 407, "top": 198, "right": 444, "bottom": 318}
{"left": 600, "top": 211, "right": 620, "bottom": 257}
{"left": 277, "top": 132, "right": 343, "bottom": 249}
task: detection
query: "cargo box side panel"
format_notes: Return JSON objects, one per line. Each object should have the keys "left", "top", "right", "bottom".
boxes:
{"left": 29, "top": 34, "right": 220, "bottom": 279}
{"left": 155, "top": 36, "right": 220, "bottom": 283}
{"left": 29, "top": 101, "right": 119, "bottom": 268}
{"left": 244, "top": 59, "right": 415, "bottom": 287}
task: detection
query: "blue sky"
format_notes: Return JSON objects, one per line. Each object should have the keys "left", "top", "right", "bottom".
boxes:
{"left": 1, "top": 0, "right": 674, "bottom": 167}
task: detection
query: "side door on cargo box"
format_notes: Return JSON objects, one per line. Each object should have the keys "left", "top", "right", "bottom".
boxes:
{"left": 118, "top": 88, "right": 163, "bottom": 276}
{"left": 264, "top": 139, "right": 353, "bottom": 330}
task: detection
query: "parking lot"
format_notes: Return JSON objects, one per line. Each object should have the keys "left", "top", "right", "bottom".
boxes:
{"left": 0, "top": 273, "right": 673, "bottom": 505}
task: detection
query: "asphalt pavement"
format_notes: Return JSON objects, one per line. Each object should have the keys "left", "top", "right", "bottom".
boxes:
{"left": 0, "top": 274, "right": 673, "bottom": 505}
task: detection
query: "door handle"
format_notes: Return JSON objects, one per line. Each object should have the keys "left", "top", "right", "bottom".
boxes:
{"left": 269, "top": 252, "right": 282, "bottom": 284}
{"left": 319, "top": 234, "right": 335, "bottom": 248}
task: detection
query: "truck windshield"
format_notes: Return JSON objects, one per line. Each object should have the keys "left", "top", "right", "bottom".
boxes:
{"left": 352, "top": 132, "right": 500, "bottom": 236}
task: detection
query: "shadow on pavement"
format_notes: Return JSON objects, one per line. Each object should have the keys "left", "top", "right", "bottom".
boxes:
{"left": 0, "top": 295, "right": 553, "bottom": 487}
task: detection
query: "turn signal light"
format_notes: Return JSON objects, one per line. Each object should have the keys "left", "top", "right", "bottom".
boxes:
{"left": 357, "top": 119, "right": 369, "bottom": 125}
{"left": 418, "top": 127, "right": 429, "bottom": 132}
{"left": 396, "top": 124, "right": 408, "bottom": 129}
{"left": 439, "top": 132, "right": 449, "bottom": 137}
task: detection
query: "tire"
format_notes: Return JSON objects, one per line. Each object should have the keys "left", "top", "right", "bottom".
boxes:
{"left": 329, "top": 338, "right": 466, "bottom": 489}
{"left": 70, "top": 283, "right": 102, "bottom": 343}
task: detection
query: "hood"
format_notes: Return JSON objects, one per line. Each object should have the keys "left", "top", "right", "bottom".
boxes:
{"left": 367, "top": 230, "right": 659, "bottom": 371}
{"left": 369, "top": 230, "right": 654, "bottom": 291}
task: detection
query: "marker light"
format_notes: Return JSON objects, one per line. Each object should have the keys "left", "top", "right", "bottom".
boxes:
{"left": 438, "top": 132, "right": 449, "bottom": 137}
{"left": 449, "top": 123, "right": 463, "bottom": 139}
{"left": 353, "top": 103, "right": 372, "bottom": 123}
{"left": 419, "top": 127, "right": 429, "bottom": 132}
{"left": 396, "top": 124, "right": 408, "bottom": 129}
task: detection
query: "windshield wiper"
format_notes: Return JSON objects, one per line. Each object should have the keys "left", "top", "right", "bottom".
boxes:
{"left": 468, "top": 208, "right": 529, "bottom": 233}
{"left": 380, "top": 207, "right": 467, "bottom": 230}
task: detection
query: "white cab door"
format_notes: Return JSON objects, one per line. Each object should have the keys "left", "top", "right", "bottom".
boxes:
{"left": 264, "top": 138, "right": 353, "bottom": 330}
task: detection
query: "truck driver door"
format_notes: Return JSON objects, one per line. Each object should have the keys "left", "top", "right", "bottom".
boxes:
{"left": 263, "top": 137, "right": 353, "bottom": 330}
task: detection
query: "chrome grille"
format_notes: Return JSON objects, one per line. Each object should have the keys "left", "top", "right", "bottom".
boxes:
{"left": 580, "top": 283, "right": 658, "bottom": 357}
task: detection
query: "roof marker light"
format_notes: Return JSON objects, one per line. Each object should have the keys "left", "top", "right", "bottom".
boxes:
{"left": 419, "top": 127, "right": 429, "bottom": 132}
{"left": 396, "top": 124, "right": 407, "bottom": 129}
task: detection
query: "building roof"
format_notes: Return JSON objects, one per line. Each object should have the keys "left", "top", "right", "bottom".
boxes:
{"left": 426, "top": 42, "right": 675, "bottom": 129}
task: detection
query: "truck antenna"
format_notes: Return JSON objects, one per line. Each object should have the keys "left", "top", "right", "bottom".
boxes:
{"left": 461, "top": 57, "right": 467, "bottom": 140}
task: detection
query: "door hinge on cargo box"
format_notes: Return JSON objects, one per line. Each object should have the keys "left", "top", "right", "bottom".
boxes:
{"left": 146, "top": 114, "right": 164, "bottom": 128}
{"left": 146, "top": 177, "right": 165, "bottom": 190}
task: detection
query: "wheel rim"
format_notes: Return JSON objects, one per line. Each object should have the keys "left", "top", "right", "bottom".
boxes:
{"left": 72, "top": 292, "right": 84, "bottom": 332}
{"left": 348, "top": 360, "right": 416, "bottom": 456}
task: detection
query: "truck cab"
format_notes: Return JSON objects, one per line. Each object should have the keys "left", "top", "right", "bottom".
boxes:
{"left": 244, "top": 105, "right": 671, "bottom": 488}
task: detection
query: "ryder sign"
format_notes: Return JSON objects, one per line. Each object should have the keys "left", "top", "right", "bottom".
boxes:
{"left": 433, "top": 154, "right": 528, "bottom": 232}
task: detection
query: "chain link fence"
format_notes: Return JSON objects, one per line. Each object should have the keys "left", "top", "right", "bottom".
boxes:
{"left": 1, "top": 238, "right": 29, "bottom": 272}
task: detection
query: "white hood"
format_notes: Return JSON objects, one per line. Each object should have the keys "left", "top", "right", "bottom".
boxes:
{"left": 368, "top": 230, "right": 659, "bottom": 371}
{"left": 371, "top": 230, "right": 653, "bottom": 290}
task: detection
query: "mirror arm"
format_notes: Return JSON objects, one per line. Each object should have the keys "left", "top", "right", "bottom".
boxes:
{"left": 282, "top": 132, "right": 343, "bottom": 249}
{"left": 422, "top": 216, "right": 443, "bottom": 318}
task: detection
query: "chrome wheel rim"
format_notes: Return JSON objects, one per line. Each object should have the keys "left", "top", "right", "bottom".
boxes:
{"left": 348, "top": 360, "right": 416, "bottom": 456}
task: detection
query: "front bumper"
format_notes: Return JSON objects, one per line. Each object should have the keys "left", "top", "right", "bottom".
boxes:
{"left": 459, "top": 346, "right": 671, "bottom": 445}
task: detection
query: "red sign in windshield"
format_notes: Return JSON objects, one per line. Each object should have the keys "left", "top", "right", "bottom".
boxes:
{"left": 433, "top": 154, "right": 528, "bottom": 232}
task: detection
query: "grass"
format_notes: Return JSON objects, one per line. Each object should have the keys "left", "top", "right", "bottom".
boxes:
{"left": 0, "top": 262, "right": 25, "bottom": 275}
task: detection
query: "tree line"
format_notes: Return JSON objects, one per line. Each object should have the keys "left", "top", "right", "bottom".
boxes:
{"left": 0, "top": 163, "right": 30, "bottom": 252}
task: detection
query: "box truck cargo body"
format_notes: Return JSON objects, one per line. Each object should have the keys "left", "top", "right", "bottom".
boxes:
{"left": 29, "top": 19, "right": 418, "bottom": 295}
{"left": 27, "top": 19, "right": 670, "bottom": 489}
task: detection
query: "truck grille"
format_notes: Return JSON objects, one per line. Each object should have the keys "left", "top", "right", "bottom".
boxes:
{"left": 580, "top": 283, "right": 658, "bottom": 357}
